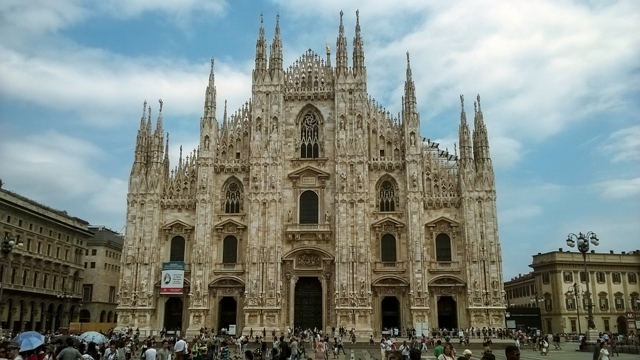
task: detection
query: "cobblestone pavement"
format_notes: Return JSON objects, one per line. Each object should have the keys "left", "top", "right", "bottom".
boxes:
{"left": 240, "top": 341, "right": 639, "bottom": 360}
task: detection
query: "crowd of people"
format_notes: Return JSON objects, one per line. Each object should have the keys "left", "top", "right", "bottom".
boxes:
{"left": 2, "top": 325, "right": 638, "bottom": 360}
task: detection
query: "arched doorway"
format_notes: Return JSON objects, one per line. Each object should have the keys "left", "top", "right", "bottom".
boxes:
{"left": 381, "top": 297, "right": 401, "bottom": 330}
{"left": 55, "top": 304, "right": 63, "bottom": 331}
{"left": 617, "top": 316, "right": 628, "bottom": 335}
{"left": 218, "top": 297, "right": 237, "bottom": 331}
{"left": 79, "top": 310, "right": 91, "bottom": 322}
{"left": 164, "top": 298, "right": 183, "bottom": 332}
{"left": 437, "top": 297, "right": 458, "bottom": 329}
{"left": 294, "top": 277, "right": 322, "bottom": 330}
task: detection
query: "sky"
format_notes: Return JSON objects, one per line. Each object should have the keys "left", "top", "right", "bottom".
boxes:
{"left": 0, "top": 0, "right": 638, "bottom": 281}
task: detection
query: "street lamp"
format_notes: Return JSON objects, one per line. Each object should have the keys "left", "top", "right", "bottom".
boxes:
{"left": 0, "top": 233, "right": 24, "bottom": 312}
{"left": 566, "top": 231, "right": 598, "bottom": 330}
{"left": 567, "top": 283, "right": 583, "bottom": 335}
{"left": 57, "top": 290, "right": 73, "bottom": 328}
{"left": 629, "top": 297, "right": 640, "bottom": 349}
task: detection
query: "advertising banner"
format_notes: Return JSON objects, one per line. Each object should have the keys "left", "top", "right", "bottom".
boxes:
{"left": 161, "top": 261, "right": 185, "bottom": 294}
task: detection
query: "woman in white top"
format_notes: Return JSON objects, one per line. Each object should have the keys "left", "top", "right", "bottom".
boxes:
{"left": 598, "top": 343, "right": 610, "bottom": 360}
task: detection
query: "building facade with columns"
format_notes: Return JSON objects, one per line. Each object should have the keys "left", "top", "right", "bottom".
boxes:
{"left": 0, "top": 186, "right": 90, "bottom": 333}
{"left": 505, "top": 250, "right": 640, "bottom": 335}
{"left": 117, "top": 12, "right": 505, "bottom": 336}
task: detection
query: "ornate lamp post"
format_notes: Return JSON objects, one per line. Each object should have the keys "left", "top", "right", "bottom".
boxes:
{"left": 57, "top": 290, "right": 73, "bottom": 328}
{"left": 567, "top": 283, "right": 583, "bottom": 335}
{"left": 0, "top": 233, "right": 24, "bottom": 311}
{"left": 566, "top": 231, "right": 599, "bottom": 330}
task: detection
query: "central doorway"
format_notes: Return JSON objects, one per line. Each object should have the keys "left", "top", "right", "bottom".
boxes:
{"left": 294, "top": 277, "right": 322, "bottom": 330}
{"left": 381, "top": 297, "right": 401, "bottom": 330}
{"left": 218, "top": 297, "right": 237, "bottom": 331}
{"left": 164, "top": 297, "right": 183, "bottom": 332}
{"left": 437, "top": 296, "right": 458, "bottom": 329}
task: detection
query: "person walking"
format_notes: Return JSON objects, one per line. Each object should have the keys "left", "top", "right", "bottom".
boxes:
{"left": 336, "top": 337, "right": 345, "bottom": 356}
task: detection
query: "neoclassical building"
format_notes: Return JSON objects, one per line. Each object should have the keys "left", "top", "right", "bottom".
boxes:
{"left": 117, "top": 12, "right": 505, "bottom": 336}
{"left": 505, "top": 250, "right": 640, "bottom": 335}
{"left": 0, "top": 186, "right": 91, "bottom": 333}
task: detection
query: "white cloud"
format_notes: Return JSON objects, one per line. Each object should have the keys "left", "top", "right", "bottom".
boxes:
{"left": 0, "top": 0, "right": 87, "bottom": 42}
{"left": 0, "top": 130, "right": 105, "bottom": 196}
{"left": 0, "top": 130, "right": 129, "bottom": 226}
{"left": 0, "top": 44, "right": 252, "bottom": 128}
{"left": 499, "top": 205, "right": 542, "bottom": 225}
{"left": 594, "top": 177, "right": 640, "bottom": 199}
{"left": 0, "top": 0, "right": 227, "bottom": 45}
{"left": 601, "top": 125, "right": 640, "bottom": 163}
{"left": 97, "top": 0, "right": 226, "bottom": 19}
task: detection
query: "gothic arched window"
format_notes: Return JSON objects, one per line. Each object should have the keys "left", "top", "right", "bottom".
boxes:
{"left": 300, "top": 113, "right": 319, "bottom": 158}
{"left": 381, "top": 234, "right": 397, "bottom": 263}
{"left": 435, "top": 233, "right": 452, "bottom": 262}
{"left": 224, "top": 181, "right": 242, "bottom": 213}
{"left": 299, "top": 190, "right": 319, "bottom": 224}
{"left": 170, "top": 236, "right": 185, "bottom": 262}
{"left": 222, "top": 236, "right": 238, "bottom": 264}
{"left": 379, "top": 180, "right": 396, "bottom": 211}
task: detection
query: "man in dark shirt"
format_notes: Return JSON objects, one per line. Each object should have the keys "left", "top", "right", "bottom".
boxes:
{"left": 56, "top": 338, "right": 83, "bottom": 360}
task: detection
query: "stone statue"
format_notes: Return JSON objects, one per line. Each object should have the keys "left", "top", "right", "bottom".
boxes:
{"left": 287, "top": 210, "right": 292, "bottom": 223}
{"left": 325, "top": 211, "right": 330, "bottom": 224}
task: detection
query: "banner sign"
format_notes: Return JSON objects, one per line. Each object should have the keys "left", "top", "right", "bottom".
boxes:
{"left": 161, "top": 262, "right": 185, "bottom": 294}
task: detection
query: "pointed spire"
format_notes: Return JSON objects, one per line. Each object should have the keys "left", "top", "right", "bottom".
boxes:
{"left": 352, "top": 9, "right": 365, "bottom": 73}
{"left": 473, "top": 94, "right": 492, "bottom": 163}
{"left": 459, "top": 94, "right": 473, "bottom": 164}
{"left": 403, "top": 52, "right": 417, "bottom": 118}
{"left": 255, "top": 13, "right": 267, "bottom": 72}
{"left": 147, "top": 106, "right": 152, "bottom": 132}
{"left": 204, "top": 57, "right": 217, "bottom": 120}
{"left": 269, "top": 13, "right": 283, "bottom": 72}
{"left": 223, "top": 99, "right": 228, "bottom": 127}
{"left": 141, "top": 100, "right": 147, "bottom": 123}
{"left": 336, "top": 10, "right": 348, "bottom": 75}
{"left": 156, "top": 98, "right": 163, "bottom": 132}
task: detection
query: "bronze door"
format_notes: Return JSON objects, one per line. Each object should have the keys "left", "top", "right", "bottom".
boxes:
{"left": 294, "top": 277, "right": 322, "bottom": 329}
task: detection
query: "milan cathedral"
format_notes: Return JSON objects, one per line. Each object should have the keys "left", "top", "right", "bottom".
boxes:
{"left": 117, "top": 11, "right": 505, "bottom": 336}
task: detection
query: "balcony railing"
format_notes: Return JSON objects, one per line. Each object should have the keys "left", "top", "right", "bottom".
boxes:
{"left": 285, "top": 223, "right": 331, "bottom": 241}
{"left": 213, "top": 263, "right": 244, "bottom": 274}
{"left": 429, "top": 261, "right": 461, "bottom": 272}
{"left": 373, "top": 261, "right": 406, "bottom": 273}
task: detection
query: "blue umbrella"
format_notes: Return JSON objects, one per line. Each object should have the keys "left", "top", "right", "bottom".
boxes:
{"left": 13, "top": 331, "right": 45, "bottom": 343}
{"left": 78, "top": 331, "right": 108, "bottom": 344}
{"left": 14, "top": 336, "right": 45, "bottom": 352}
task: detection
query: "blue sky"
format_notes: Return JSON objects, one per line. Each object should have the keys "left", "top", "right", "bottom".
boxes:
{"left": 0, "top": 0, "right": 638, "bottom": 280}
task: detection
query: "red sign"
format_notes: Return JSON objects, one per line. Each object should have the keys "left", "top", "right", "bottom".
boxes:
{"left": 626, "top": 312, "right": 635, "bottom": 320}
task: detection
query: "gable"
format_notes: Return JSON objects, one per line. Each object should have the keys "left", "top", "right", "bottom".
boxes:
{"left": 162, "top": 219, "right": 193, "bottom": 231}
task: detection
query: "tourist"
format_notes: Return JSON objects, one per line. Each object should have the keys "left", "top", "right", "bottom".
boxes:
{"left": 157, "top": 341, "right": 170, "bottom": 360}
{"left": 313, "top": 341, "right": 324, "bottom": 360}
{"left": 433, "top": 340, "right": 444, "bottom": 359}
{"left": 7, "top": 342, "right": 23, "bottom": 360}
{"left": 598, "top": 342, "right": 610, "bottom": 360}
{"left": 56, "top": 339, "right": 83, "bottom": 360}
{"left": 437, "top": 344, "right": 455, "bottom": 360}
{"left": 504, "top": 346, "right": 519, "bottom": 360}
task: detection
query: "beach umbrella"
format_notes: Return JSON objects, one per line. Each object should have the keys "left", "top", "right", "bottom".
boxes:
{"left": 78, "top": 331, "right": 108, "bottom": 344}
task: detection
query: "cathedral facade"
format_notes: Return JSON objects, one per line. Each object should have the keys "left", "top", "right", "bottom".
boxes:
{"left": 117, "top": 12, "right": 506, "bottom": 336}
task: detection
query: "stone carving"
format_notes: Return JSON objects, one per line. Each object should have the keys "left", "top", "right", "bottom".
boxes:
{"left": 297, "top": 254, "right": 320, "bottom": 267}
